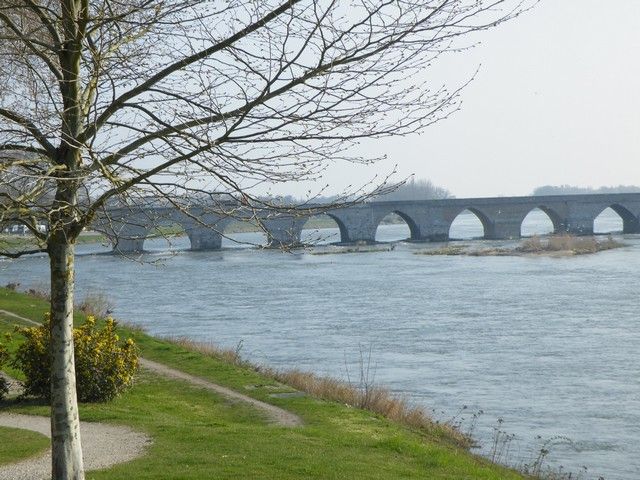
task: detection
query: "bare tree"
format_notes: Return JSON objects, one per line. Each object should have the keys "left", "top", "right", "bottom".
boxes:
{"left": 0, "top": 1, "right": 534, "bottom": 478}
{"left": 377, "top": 177, "right": 452, "bottom": 201}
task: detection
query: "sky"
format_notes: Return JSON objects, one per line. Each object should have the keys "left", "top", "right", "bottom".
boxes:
{"left": 280, "top": 0, "right": 640, "bottom": 199}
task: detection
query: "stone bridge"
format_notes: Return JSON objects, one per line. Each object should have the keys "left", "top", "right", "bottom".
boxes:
{"left": 94, "top": 193, "right": 640, "bottom": 253}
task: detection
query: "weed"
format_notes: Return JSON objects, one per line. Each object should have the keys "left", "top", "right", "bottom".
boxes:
{"left": 489, "top": 417, "right": 516, "bottom": 464}
{"left": 76, "top": 291, "right": 114, "bottom": 318}
{"left": 168, "top": 337, "right": 249, "bottom": 368}
{"left": 3, "top": 283, "right": 19, "bottom": 291}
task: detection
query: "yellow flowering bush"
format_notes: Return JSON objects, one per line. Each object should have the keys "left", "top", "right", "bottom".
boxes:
{"left": 13, "top": 314, "right": 138, "bottom": 402}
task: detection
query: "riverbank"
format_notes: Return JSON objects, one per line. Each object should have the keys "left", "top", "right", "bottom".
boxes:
{"left": 0, "top": 232, "right": 104, "bottom": 252}
{"left": 0, "top": 287, "right": 534, "bottom": 480}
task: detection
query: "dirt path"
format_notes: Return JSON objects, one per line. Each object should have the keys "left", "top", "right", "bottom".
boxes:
{"left": 140, "top": 358, "right": 303, "bottom": 427}
{"left": 0, "top": 413, "right": 150, "bottom": 480}
{"left": 0, "top": 310, "right": 39, "bottom": 326}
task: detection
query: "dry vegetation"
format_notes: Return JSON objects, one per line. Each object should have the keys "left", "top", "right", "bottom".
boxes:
{"left": 270, "top": 369, "right": 470, "bottom": 446}
{"left": 517, "top": 234, "right": 622, "bottom": 255}
{"left": 170, "top": 337, "right": 249, "bottom": 369}
{"left": 76, "top": 292, "right": 115, "bottom": 318}
{"left": 416, "top": 245, "right": 468, "bottom": 256}
{"left": 310, "top": 244, "right": 395, "bottom": 255}
{"left": 168, "top": 337, "right": 470, "bottom": 447}
{"left": 416, "top": 235, "right": 624, "bottom": 257}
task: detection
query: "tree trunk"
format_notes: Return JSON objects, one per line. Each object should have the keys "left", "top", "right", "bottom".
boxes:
{"left": 49, "top": 239, "right": 85, "bottom": 480}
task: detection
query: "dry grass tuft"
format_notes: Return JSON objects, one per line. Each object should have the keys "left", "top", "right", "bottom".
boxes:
{"left": 169, "top": 337, "right": 249, "bottom": 368}
{"left": 25, "top": 287, "right": 49, "bottom": 300}
{"left": 76, "top": 292, "right": 114, "bottom": 318}
{"left": 519, "top": 234, "right": 622, "bottom": 255}
{"left": 267, "top": 368, "right": 471, "bottom": 447}
{"left": 164, "top": 336, "right": 470, "bottom": 447}
{"left": 416, "top": 245, "right": 467, "bottom": 256}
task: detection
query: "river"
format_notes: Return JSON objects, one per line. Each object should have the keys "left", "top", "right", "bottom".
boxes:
{"left": 1, "top": 208, "right": 638, "bottom": 479}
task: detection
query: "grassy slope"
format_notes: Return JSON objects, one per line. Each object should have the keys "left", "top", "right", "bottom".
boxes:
{"left": 0, "top": 288, "right": 528, "bottom": 479}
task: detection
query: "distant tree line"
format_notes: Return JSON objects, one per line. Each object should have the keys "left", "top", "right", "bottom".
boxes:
{"left": 533, "top": 185, "right": 640, "bottom": 196}
{"left": 376, "top": 178, "right": 453, "bottom": 201}
{"left": 257, "top": 179, "right": 452, "bottom": 205}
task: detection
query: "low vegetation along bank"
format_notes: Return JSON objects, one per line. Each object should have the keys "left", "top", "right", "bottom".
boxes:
{"left": 418, "top": 235, "right": 624, "bottom": 257}
{"left": 1, "top": 287, "right": 541, "bottom": 479}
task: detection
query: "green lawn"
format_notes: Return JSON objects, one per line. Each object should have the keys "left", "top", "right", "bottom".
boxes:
{"left": 0, "top": 287, "right": 529, "bottom": 479}
{"left": 0, "top": 426, "right": 49, "bottom": 466}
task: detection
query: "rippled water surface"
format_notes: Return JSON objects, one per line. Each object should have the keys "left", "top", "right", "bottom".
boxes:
{"left": 1, "top": 210, "right": 638, "bottom": 479}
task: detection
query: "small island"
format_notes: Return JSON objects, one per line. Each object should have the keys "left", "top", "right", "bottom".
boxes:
{"left": 416, "top": 234, "right": 625, "bottom": 257}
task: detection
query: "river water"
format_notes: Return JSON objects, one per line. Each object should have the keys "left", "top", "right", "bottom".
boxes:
{"left": 1, "top": 209, "right": 638, "bottom": 479}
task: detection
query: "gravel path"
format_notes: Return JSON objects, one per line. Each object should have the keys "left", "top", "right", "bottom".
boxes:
{"left": 140, "top": 358, "right": 303, "bottom": 427}
{"left": 0, "top": 414, "right": 150, "bottom": 480}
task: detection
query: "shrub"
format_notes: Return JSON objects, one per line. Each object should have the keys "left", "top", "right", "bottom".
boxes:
{"left": 519, "top": 235, "right": 544, "bottom": 252}
{"left": 0, "top": 343, "right": 9, "bottom": 400}
{"left": 76, "top": 292, "right": 114, "bottom": 318}
{"left": 13, "top": 314, "right": 138, "bottom": 402}
{"left": 4, "top": 282, "right": 19, "bottom": 291}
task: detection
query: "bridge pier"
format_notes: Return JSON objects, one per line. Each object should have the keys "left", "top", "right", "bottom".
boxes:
{"left": 261, "top": 217, "right": 308, "bottom": 247}
{"left": 327, "top": 207, "right": 384, "bottom": 244}
{"left": 390, "top": 206, "right": 450, "bottom": 242}
{"left": 186, "top": 227, "right": 224, "bottom": 250}
{"left": 623, "top": 215, "right": 640, "bottom": 234}
{"left": 479, "top": 205, "right": 536, "bottom": 240}
{"left": 561, "top": 205, "right": 597, "bottom": 235}
{"left": 182, "top": 216, "right": 233, "bottom": 251}
{"left": 413, "top": 220, "right": 449, "bottom": 242}
{"left": 114, "top": 237, "right": 145, "bottom": 253}
{"left": 108, "top": 224, "right": 148, "bottom": 254}
{"left": 486, "top": 221, "right": 522, "bottom": 240}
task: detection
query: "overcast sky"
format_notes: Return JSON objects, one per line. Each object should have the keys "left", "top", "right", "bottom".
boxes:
{"left": 279, "top": 0, "right": 640, "bottom": 199}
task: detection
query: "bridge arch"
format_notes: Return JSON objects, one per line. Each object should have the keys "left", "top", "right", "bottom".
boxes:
{"left": 320, "top": 213, "right": 350, "bottom": 244}
{"left": 594, "top": 204, "right": 638, "bottom": 234}
{"left": 520, "top": 206, "right": 562, "bottom": 237}
{"left": 297, "top": 214, "right": 343, "bottom": 244}
{"left": 374, "top": 210, "right": 420, "bottom": 242}
{"left": 449, "top": 207, "right": 492, "bottom": 240}
{"left": 134, "top": 220, "right": 197, "bottom": 252}
{"left": 222, "top": 219, "right": 269, "bottom": 248}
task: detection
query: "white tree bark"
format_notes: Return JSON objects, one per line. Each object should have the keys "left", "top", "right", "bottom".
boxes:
{"left": 49, "top": 240, "right": 84, "bottom": 480}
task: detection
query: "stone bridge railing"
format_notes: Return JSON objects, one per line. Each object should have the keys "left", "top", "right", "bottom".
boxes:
{"left": 93, "top": 193, "right": 640, "bottom": 253}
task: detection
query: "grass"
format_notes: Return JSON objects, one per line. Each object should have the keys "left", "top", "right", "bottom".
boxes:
{"left": 0, "top": 232, "right": 103, "bottom": 251}
{"left": 0, "top": 287, "right": 531, "bottom": 479}
{"left": 0, "top": 426, "right": 49, "bottom": 466}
